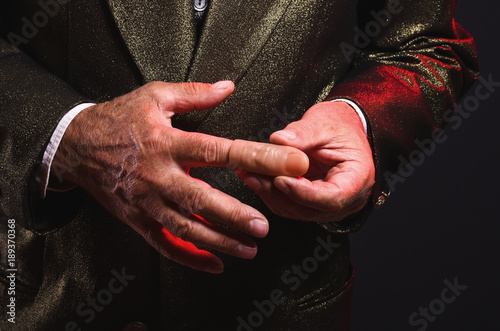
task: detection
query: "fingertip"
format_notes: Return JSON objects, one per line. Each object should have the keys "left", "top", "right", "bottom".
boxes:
{"left": 211, "top": 80, "right": 234, "bottom": 91}
{"left": 243, "top": 176, "right": 262, "bottom": 192}
{"left": 247, "top": 218, "right": 269, "bottom": 238}
{"left": 196, "top": 253, "right": 224, "bottom": 274}
{"left": 205, "top": 259, "right": 224, "bottom": 274}
{"left": 270, "top": 129, "right": 296, "bottom": 142}
{"left": 170, "top": 81, "right": 234, "bottom": 113}
{"left": 285, "top": 152, "right": 309, "bottom": 177}
{"left": 273, "top": 177, "right": 291, "bottom": 194}
{"left": 235, "top": 243, "right": 258, "bottom": 259}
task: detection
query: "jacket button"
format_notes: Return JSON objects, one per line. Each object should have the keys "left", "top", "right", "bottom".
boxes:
{"left": 194, "top": 0, "right": 208, "bottom": 12}
{"left": 123, "top": 322, "right": 149, "bottom": 331}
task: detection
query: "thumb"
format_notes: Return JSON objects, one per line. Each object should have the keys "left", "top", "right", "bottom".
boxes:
{"left": 270, "top": 117, "right": 325, "bottom": 151}
{"left": 270, "top": 103, "right": 345, "bottom": 150}
{"left": 165, "top": 80, "right": 235, "bottom": 114}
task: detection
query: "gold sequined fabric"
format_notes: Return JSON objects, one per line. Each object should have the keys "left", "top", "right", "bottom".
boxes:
{"left": 0, "top": 0, "right": 478, "bottom": 329}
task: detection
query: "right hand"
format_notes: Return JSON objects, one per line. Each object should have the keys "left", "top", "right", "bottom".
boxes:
{"left": 51, "top": 81, "right": 269, "bottom": 274}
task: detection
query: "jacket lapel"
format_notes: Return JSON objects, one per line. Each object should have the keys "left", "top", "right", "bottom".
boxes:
{"left": 106, "top": 0, "right": 196, "bottom": 82}
{"left": 187, "top": 0, "right": 293, "bottom": 83}
{"left": 105, "top": 0, "right": 293, "bottom": 131}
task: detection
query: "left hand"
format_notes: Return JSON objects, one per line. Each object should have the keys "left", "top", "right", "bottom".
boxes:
{"left": 240, "top": 101, "right": 375, "bottom": 223}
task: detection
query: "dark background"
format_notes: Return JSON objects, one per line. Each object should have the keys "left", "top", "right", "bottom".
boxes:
{"left": 350, "top": 1, "right": 500, "bottom": 330}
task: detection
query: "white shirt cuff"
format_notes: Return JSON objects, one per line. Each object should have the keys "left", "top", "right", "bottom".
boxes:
{"left": 36, "top": 103, "right": 96, "bottom": 198}
{"left": 330, "top": 98, "right": 368, "bottom": 135}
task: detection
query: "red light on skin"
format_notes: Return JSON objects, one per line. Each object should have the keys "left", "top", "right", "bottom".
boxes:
{"left": 160, "top": 227, "right": 223, "bottom": 273}
{"left": 161, "top": 227, "right": 198, "bottom": 251}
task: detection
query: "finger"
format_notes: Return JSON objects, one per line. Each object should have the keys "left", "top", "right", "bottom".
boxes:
{"left": 241, "top": 173, "right": 327, "bottom": 222}
{"left": 172, "top": 134, "right": 309, "bottom": 176}
{"left": 165, "top": 172, "right": 269, "bottom": 238}
{"left": 269, "top": 101, "right": 363, "bottom": 151}
{"left": 132, "top": 196, "right": 259, "bottom": 272}
{"left": 269, "top": 111, "right": 330, "bottom": 151}
{"left": 136, "top": 218, "right": 225, "bottom": 274}
{"left": 171, "top": 130, "right": 233, "bottom": 167}
{"left": 159, "top": 207, "right": 258, "bottom": 260}
{"left": 273, "top": 169, "right": 369, "bottom": 215}
{"left": 156, "top": 81, "right": 235, "bottom": 115}
{"left": 244, "top": 173, "right": 364, "bottom": 222}
{"left": 228, "top": 140, "right": 309, "bottom": 177}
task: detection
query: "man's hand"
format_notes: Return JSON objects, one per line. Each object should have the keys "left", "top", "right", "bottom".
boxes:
{"left": 51, "top": 81, "right": 269, "bottom": 274}
{"left": 241, "top": 101, "right": 375, "bottom": 223}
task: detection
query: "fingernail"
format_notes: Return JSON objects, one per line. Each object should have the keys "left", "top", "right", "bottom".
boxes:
{"left": 275, "top": 130, "right": 296, "bottom": 140}
{"left": 207, "top": 262, "right": 224, "bottom": 274}
{"left": 285, "top": 152, "right": 309, "bottom": 176}
{"left": 235, "top": 243, "right": 257, "bottom": 259}
{"left": 274, "top": 179, "right": 290, "bottom": 194}
{"left": 248, "top": 219, "right": 268, "bottom": 238}
{"left": 244, "top": 176, "right": 262, "bottom": 191}
{"left": 211, "top": 80, "right": 233, "bottom": 90}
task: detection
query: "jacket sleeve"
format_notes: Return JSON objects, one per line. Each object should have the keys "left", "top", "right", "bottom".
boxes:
{"left": 324, "top": 0, "right": 479, "bottom": 232}
{"left": 0, "top": 34, "right": 89, "bottom": 232}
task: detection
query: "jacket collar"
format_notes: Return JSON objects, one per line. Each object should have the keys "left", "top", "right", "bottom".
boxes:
{"left": 106, "top": 0, "right": 292, "bottom": 84}
{"left": 187, "top": 0, "right": 293, "bottom": 83}
{"left": 106, "top": 0, "right": 196, "bottom": 82}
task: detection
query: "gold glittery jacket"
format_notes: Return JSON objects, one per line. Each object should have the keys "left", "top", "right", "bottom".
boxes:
{"left": 0, "top": 1, "right": 478, "bottom": 330}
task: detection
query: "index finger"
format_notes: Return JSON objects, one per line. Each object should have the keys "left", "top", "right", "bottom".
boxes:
{"left": 171, "top": 130, "right": 233, "bottom": 167}
{"left": 229, "top": 140, "right": 309, "bottom": 177}
{"left": 173, "top": 135, "right": 309, "bottom": 177}
{"left": 273, "top": 165, "right": 371, "bottom": 214}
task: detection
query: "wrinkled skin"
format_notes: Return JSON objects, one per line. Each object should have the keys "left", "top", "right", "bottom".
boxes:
{"left": 52, "top": 81, "right": 269, "bottom": 274}
{"left": 52, "top": 81, "right": 375, "bottom": 273}
{"left": 241, "top": 101, "right": 375, "bottom": 223}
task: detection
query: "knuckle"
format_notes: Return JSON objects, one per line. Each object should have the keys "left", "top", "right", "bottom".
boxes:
{"left": 179, "top": 82, "right": 201, "bottom": 95}
{"left": 213, "top": 236, "right": 235, "bottom": 252}
{"left": 170, "top": 219, "right": 195, "bottom": 242}
{"left": 145, "top": 81, "right": 166, "bottom": 91}
{"left": 176, "top": 82, "right": 211, "bottom": 97}
{"left": 224, "top": 205, "right": 246, "bottom": 228}
{"left": 156, "top": 209, "right": 176, "bottom": 228}
{"left": 150, "top": 130, "right": 171, "bottom": 154}
{"left": 326, "top": 201, "right": 345, "bottom": 216}
{"left": 199, "top": 137, "right": 223, "bottom": 164}
{"left": 182, "top": 187, "right": 210, "bottom": 215}
{"left": 287, "top": 121, "right": 313, "bottom": 140}
{"left": 144, "top": 82, "right": 176, "bottom": 107}
{"left": 142, "top": 81, "right": 162, "bottom": 98}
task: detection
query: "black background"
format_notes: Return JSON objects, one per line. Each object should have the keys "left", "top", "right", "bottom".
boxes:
{"left": 350, "top": 1, "right": 500, "bottom": 330}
